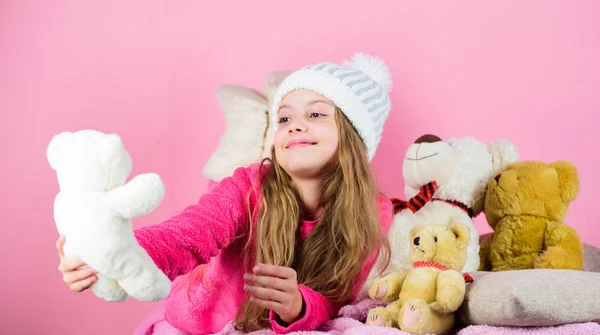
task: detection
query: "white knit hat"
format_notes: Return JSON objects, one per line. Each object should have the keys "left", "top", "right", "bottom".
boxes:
{"left": 271, "top": 52, "right": 393, "bottom": 161}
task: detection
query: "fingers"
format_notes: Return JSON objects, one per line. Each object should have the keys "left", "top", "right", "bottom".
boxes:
{"left": 243, "top": 284, "right": 288, "bottom": 303}
{"left": 253, "top": 263, "right": 296, "bottom": 280}
{"left": 58, "top": 257, "right": 87, "bottom": 273}
{"left": 63, "top": 268, "right": 97, "bottom": 285}
{"left": 244, "top": 273, "right": 291, "bottom": 292}
{"left": 56, "top": 235, "right": 88, "bottom": 273}
{"left": 56, "top": 235, "right": 97, "bottom": 293}
{"left": 56, "top": 235, "right": 66, "bottom": 258}
{"left": 247, "top": 288, "right": 303, "bottom": 323}
{"left": 69, "top": 274, "right": 98, "bottom": 292}
{"left": 248, "top": 295, "right": 282, "bottom": 312}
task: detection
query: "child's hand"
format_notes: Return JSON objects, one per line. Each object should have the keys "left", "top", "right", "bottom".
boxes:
{"left": 56, "top": 235, "right": 98, "bottom": 292}
{"left": 243, "top": 263, "right": 304, "bottom": 324}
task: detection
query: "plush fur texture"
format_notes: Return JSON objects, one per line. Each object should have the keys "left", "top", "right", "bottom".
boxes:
{"left": 365, "top": 223, "right": 471, "bottom": 335}
{"left": 47, "top": 129, "right": 170, "bottom": 302}
{"left": 202, "top": 70, "right": 292, "bottom": 182}
{"left": 359, "top": 135, "right": 519, "bottom": 298}
{"left": 479, "top": 160, "right": 584, "bottom": 271}
{"left": 203, "top": 85, "right": 270, "bottom": 182}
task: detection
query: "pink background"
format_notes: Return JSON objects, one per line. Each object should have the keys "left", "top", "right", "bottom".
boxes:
{"left": 1, "top": 1, "right": 599, "bottom": 334}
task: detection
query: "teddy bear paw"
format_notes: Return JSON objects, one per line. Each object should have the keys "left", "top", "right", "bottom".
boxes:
{"left": 401, "top": 304, "right": 422, "bottom": 329}
{"left": 366, "top": 307, "right": 394, "bottom": 327}
{"left": 399, "top": 299, "right": 430, "bottom": 332}
{"left": 366, "top": 314, "right": 388, "bottom": 327}
{"left": 374, "top": 282, "right": 388, "bottom": 300}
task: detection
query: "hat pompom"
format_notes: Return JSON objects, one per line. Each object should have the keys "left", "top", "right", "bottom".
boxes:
{"left": 344, "top": 53, "right": 392, "bottom": 93}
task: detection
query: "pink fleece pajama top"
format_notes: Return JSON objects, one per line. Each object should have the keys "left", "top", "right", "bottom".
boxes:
{"left": 134, "top": 163, "right": 393, "bottom": 335}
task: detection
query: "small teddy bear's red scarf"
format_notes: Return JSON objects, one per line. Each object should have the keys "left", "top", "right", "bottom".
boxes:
{"left": 390, "top": 181, "right": 474, "bottom": 218}
{"left": 413, "top": 261, "right": 474, "bottom": 283}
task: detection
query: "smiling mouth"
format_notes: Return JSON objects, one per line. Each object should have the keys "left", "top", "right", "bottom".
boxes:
{"left": 405, "top": 153, "right": 439, "bottom": 161}
{"left": 286, "top": 142, "right": 317, "bottom": 149}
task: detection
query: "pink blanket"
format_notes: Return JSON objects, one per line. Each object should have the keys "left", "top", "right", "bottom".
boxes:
{"left": 215, "top": 320, "right": 600, "bottom": 335}
{"left": 135, "top": 299, "right": 600, "bottom": 335}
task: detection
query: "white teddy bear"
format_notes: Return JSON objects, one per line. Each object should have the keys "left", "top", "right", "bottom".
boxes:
{"left": 360, "top": 134, "right": 519, "bottom": 298}
{"left": 47, "top": 130, "right": 171, "bottom": 302}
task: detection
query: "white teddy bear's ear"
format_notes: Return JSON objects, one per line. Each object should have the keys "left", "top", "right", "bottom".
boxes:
{"left": 101, "top": 134, "right": 126, "bottom": 168}
{"left": 489, "top": 139, "right": 520, "bottom": 174}
{"left": 264, "top": 70, "right": 294, "bottom": 107}
{"left": 47, "top": 132, "right": 73, "bottom": 171}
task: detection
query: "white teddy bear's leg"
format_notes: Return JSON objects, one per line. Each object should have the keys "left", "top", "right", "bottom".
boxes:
{"left": 63, "top": 241, "right": 129, "bottom": 302}
{"left": 82, "top": 237, "right": 170, "bottom": 302}
{"left": 115, "top": 242, "right": 171, "bottom": 302}
{"left": 90, "top": 274, "right": 129, "bottom": 302}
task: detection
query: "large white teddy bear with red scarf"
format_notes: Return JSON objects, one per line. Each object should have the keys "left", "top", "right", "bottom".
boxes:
{"left": 359, "top": 134, "right": 519, "bottom": 298}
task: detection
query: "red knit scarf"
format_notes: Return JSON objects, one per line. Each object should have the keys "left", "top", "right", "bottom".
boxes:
{"left": 391, "top": 181, "right": 474, "bottom": 218}
{"left": 413, "top": 261, "right": 474, "bottom": 283}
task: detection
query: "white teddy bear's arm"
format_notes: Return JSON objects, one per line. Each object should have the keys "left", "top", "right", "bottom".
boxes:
{"left": 109, "top": 173, "right": 165, "bottom": 220}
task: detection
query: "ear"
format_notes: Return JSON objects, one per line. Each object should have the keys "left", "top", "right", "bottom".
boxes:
{"left": 550, "top": 161, "right": 580, "bottom": 203}
{"left": 101, "top": 134, "right": 126, "bottom": 168}
{"left": 47, "top": 132, "right": 72, "bottom": 170}
{"left": 489, "top": 139, "right": 519, "bottom": 174}
{"left": 449, "top": 222, "right": 471, "bottom": 249}
{"left": 409, "top": 225, "right": 425, "bottom": 240}
{"left": 264, "top": 70, "right": 294, "bottom": 106}
{"left": 215, "top": 84, "right": 267, "bottom": 114}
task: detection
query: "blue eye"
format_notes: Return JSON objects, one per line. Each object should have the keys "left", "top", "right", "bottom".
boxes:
{"left": 278, "top": 117, "right": 290, "bottom": 124}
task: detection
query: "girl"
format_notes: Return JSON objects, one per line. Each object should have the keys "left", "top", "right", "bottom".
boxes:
{"left": 56, "top": 52, "right": 395, "bottom": 334}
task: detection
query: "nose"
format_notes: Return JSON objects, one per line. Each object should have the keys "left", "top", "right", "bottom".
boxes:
{"left": 291, "top": 127, "right": 306, "bottom": 133}
{"left": 414, "top": 134, "right": 442, "bottom": 144}
{"left": 413, "top": 237, "right": 420, "bottom": 246}
{"left": 495, "top": 174, "right": 502, "bottom": 182}
{"left": 288, "top": 119, "right": 307, "bottom": 133}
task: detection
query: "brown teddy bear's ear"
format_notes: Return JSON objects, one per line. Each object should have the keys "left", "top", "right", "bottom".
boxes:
{"left": 449, "top": 222, "right": 471, "bottom": 249}
{"left": 550, "top": 161, "right": 580, "bottom": 203}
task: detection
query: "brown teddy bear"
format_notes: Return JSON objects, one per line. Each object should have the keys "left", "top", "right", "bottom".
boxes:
{"left": 366, "top": 223, "right": 473, "bottom": 335}
{"left": 479, "top": 160, "right": 584, "bottom": 271}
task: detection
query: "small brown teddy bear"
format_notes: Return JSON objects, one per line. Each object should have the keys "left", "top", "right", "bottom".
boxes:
{"left": 479, "top": 160, "right": 584, "bottom": 271}
{"left": 366, "top": 223, "right": 472, "bottom": 335}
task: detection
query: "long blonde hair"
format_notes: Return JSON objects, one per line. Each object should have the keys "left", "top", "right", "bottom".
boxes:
{"left": 235, "top": 108, "right": 391, "bottom": 332}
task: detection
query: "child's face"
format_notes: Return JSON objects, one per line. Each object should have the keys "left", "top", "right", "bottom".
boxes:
{"left": 274, "top": 89, "right": 339, "bottom": 180}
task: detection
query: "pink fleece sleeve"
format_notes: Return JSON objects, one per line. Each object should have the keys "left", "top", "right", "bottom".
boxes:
{"left": 134, "top": 166, "right": 258, "bottom": 280}
{"left": 269, "top": 194, "right": 393, "bottom": 333}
